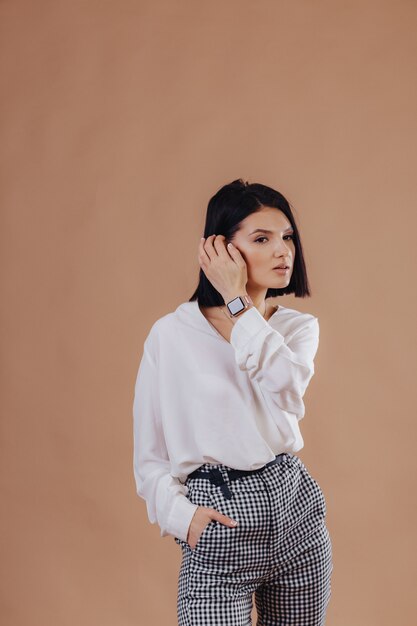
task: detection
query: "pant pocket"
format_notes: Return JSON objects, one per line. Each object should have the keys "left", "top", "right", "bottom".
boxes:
{"left": 190, "top": 517, "right": 217, "bottom": 552}
{"left": 178, "top": 485, "right": 216, "bottom": 552}
{"left": 301, "top": 463, "right": 328, "bottom": 518}
{"left": 188, "top": 481, "right": 270, "bottom": 580}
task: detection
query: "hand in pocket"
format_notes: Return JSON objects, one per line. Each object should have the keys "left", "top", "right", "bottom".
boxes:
{"left": 187, "top": 505, "right": 238, "bottom": 550}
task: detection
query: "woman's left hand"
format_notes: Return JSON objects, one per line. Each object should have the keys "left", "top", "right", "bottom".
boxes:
{"left": 198, "top": 235, "right": 248, "bottom": 302}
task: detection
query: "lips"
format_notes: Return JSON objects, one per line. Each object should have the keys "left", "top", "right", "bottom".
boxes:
{"left": 273, "top": 265, "right": 290, "bottom": 269}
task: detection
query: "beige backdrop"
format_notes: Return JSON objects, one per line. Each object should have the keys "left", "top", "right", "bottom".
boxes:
{"left": 1, "top": 1, "right": 416, "bottom": 625}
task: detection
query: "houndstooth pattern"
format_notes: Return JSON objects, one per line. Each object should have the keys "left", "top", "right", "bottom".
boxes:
{"left": 174, "top": 453, "right": 333, "bottom": 626}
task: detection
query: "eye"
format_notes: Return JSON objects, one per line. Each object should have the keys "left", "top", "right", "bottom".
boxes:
{"left": 254, "top": 234, "right": 294, "bottom": 243}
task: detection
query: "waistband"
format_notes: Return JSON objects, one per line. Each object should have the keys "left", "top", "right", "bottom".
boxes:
{"left": 186, "top": 453, "right": 292, "bottom": 500}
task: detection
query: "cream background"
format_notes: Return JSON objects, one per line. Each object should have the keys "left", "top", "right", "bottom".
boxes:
{"left": 1, "top": 1, "right": 416, "bottom": 624}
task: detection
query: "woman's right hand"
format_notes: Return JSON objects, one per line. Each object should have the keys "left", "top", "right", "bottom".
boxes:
{"left": 186, "top": 506, "right": 238, "bottom": 550}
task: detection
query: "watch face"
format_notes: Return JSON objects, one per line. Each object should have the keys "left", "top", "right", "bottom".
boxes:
{"left": 227, "top": 297, "right": 245, "bottom": 316}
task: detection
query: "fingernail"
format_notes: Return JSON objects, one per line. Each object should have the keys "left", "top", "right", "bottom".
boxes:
{"left": 230, "top": 520, "right": 238, "bottom": 526}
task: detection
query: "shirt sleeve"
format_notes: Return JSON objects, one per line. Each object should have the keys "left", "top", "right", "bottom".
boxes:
{"left": 132, "top": 335, "right": 199, "bottom": 542}
{"left": 230, "top": 306, "right": 319, "bottom": 421}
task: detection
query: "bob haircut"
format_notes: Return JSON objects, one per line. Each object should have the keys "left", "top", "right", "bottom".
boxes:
{"left": 189, "top": 178, "right": 311, "bottom": 307}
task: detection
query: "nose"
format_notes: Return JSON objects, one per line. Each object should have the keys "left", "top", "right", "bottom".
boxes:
{"left": 273, "top": 237, "right": 292, "bottom": 257}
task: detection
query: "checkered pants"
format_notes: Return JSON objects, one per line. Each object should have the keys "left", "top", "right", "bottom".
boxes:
{"left": 174, "top": 453, "right": 333, "bottom": 625}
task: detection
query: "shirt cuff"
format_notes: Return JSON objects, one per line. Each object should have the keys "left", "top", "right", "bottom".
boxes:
{"left": 165, "top": 494, "right": 199, "bottom": 542}
{"left": 230, "top": 305, "right": 285, "bottom": 350}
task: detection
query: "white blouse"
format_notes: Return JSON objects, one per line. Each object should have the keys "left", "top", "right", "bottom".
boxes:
{"left": 132, "top": 299, "right": 319, "bottom": 543}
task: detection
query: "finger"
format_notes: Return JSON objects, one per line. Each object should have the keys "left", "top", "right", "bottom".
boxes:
{"left": 213, "top": 234, "right": 232, "bottom": 259}
{"left": 203, "top": 234, "right": 218, "bottom": 260}
{"left": 199, "top": 237, "right": 211, "bottom": 264}
{"left": 210, "top": 509, "right": 238, "bottom": 526}
{"left": 225, "top": 241, "right": 246, "bottom": 267}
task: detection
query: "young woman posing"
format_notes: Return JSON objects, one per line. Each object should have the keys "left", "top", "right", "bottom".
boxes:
{"left": 133, "top": 179, "right": 333, "bottom": 625}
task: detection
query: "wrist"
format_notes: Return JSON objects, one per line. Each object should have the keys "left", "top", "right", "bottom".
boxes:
{"left": 222, "top": 291, "right": 250, "bottom": 305}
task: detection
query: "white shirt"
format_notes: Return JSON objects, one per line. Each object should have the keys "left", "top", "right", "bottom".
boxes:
{"left": 132, "top": 300, "right": 319, "bottom": 542}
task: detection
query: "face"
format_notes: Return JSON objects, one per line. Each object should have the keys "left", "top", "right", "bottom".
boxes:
{"left": 229, "top": 206, "right": 295, "bottom": 292}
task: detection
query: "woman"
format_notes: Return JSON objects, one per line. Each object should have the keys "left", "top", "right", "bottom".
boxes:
{"left": 133, "top": 179, "right": 333, "bottom": 626}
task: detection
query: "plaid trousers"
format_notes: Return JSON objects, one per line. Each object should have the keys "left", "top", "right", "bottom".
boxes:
{"left": 174, "top": 453, "right": 333, "bottom": 626}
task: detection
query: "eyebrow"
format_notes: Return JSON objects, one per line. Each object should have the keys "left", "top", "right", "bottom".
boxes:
{"left": 248, "top": 227, "right": 294, "bottom": 235}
